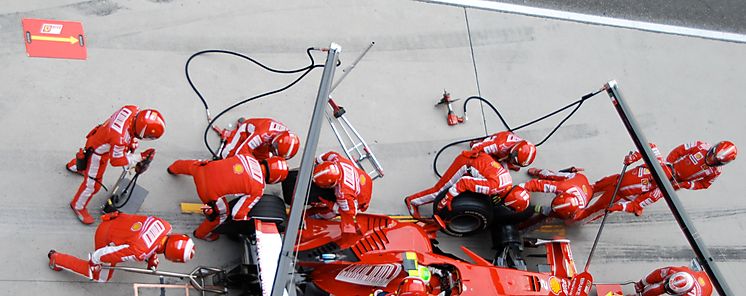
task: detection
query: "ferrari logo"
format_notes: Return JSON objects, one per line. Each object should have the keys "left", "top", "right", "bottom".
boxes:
{"left": 233, "top": 164, "right": 244, "bottom": 174}
{"left": 694, "top": 152, "right": 704, "bottom": 160}
{"left": 360, "top": 175, "right": 367, "bottom": 185}
{"left": 131, "top": 222, "right": 142, "bottom": 231}
{"left": 491, "top": 161, "right": 500, "bottom": 168}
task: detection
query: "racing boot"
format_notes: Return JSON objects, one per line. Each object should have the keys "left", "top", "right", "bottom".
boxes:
{"left": 70, "top": 203, "right": 95, "bottom": 225}
{"left": 65, "top": 159, "right": 83, "bottom": 176}
{"left": 193, "top": 220, "right": 220, "bottom": 242}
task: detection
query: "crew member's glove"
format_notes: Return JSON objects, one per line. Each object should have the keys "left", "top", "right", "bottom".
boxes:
{"left": 140, "top": 148, "right": 156, "bottom": 161}
{"left": 608, "top": 202, "right": 627, "bottom": 213}
{"left": 527, "top": 168, "right": 542, "bottom": 177}
{"left": 147, "top": 255, "right": 159, "bottom": 271}
{"left": 634, "top": 281, "right": 645, "bottom": 294}
{"left": 201, "top": 202, "right": 219, "bottom": 222}
{"left": 534, "top": 205, "right": 552, "bottom": 216}
{"left": 135, "top": 149, "right": 156, "bottom": 174}
{"left": 558, "top": 166, "right": 583, "bottom": 173}
{"left": 506, "top": 162, "right": 520, "bottom": 171}
{"left": 436, "top": 190, "right": 455, "bottom": 212}
{"left": 623, "top": 152, "right": 639, "bottom": 165}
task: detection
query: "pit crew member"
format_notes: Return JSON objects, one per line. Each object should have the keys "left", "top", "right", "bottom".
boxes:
{"left": 635, "top": 265, "right": 712, "bottom": 296}
{"left": 48, "top": 212, "right": 195, "bottom": 282}
{"left": 65, "top": 105, "right": 164, "bottom": 224}
{"left": 167, "top": 154, "right": 288, "bottom": 241}
{"left": 405, "top": 150, "right": 529, "bottom": 219}
{"left": 521, "top": 167, "right": 592, "bottom": 220}
{"left": 309, "top": 151, "right": 372, "bottom": 234}
{"left": 469, "top": 130, "right": 537, "bottom": 171}
{"left": 214, "top": 117, "right": 300, "bottom": 160}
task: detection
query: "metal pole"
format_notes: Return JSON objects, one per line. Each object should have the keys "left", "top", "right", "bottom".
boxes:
{"left": 271, "top": 43, "right": 341, "bottom": 296}
{"left": 604, "top": 80, "right": 732, "bottom": 295}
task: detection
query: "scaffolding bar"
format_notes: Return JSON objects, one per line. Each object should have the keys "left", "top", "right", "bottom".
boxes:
{"left": 271, "top": 43, "right": 341, "bottom": 296}
{"left": 604, "top": 80, "right": 732, "bottom": 295}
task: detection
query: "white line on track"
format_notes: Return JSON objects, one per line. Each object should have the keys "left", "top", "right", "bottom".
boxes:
{"left": 416, "top": 0, "right": 746, "bottom": 43}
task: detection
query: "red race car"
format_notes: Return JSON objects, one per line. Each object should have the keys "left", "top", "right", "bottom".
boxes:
{"left": 295, "top": 213, "right": 589, "bottom": 296}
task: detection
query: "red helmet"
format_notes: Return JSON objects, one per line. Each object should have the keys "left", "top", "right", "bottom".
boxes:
{"left": 509, "top": 141, "right": 537, "bottom": 167}
{"left": 551, "top": 193, "right": 581, "bottom": 219}
{"left": 262, "top": 156, "right": 289, "bottom": 184}
{"left": 665, "top": 272, "right": 695, "bottom": 294}
{"left": 133, "top": 109, "right": 165, "bottom": 140}
{"left": 396, "top": 277, "right": 429, "bottom": 296}
{"left": 503, "top": 186, "right": 530, "bottom": 212}
{"left": 163, "top": 234, "right": 195, "bottom": 263}
{"left": 272, "top": 131, "right": 300, "bottom": 159}
{"left": 313, "top": 161, "right": 341, "bottom": 188}
{"left": 706, "top": 141, "right": 737, "bottom": 166}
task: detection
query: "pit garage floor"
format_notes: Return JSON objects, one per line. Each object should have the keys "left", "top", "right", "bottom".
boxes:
{"left": 0, "top": 1, "right": 745, "bottom": 295}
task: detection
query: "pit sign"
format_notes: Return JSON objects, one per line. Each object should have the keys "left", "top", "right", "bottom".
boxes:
{"left": 22, "top": 18, "right": 87, "bottom": 60}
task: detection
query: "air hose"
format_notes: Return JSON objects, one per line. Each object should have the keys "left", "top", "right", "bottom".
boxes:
{"left": 433, "top": 89, "right": 603, "bottom": 177}
{"left": 184, "top": 48, "right": 326, "bottom": 158}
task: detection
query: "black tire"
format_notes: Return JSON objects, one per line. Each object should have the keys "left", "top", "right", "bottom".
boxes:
{"left": 213, "top": 194, "right": 288, "bottom": 236}
{"left": 282, "top": 169, "right": 335, "bottom": 205}
{"left": 433, "top": 191, "right": 494, "bottom": 237}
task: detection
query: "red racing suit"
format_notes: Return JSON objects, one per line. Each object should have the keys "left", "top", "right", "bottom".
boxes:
{"left": 521, "top": 169, "right": 592, "bottom": 217}
{"left": 667, "top": 141, "right": 722, "bottom": 190}
{"left": 67, "top": 105, "right": 145, "bottom": 212}
{"left": 637, "top": 266, "right": 711, "bottom": 296}
{"left": 309, "top": 151, "right": 372, "bottom": 233}
{"left": 625, "top": 141, "right": 722, "bottom": 190}
{"left": 470, "top": 130, "right": 527, "bottom": 171}
{"left": 168, "top": 154, "right": 265, "bottom": 239}
{"left": 51, "top": 213, "right": 173, "bottom": 282}
{"left": 219, "top": 118, "right": 290, "bottom": 160}
{"left": 406, "top": 151, "right": 512, "bottom": 213}
{"left": 573, "top": 164, "right": 670, "bottom": 221}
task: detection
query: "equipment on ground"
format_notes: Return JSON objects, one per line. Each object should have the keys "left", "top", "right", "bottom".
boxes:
{"left": 103, "top": 265, "right": 227, "bottom": 295}
{"left": 435, "top": 90, "right": 463, "bottom": 126}
{"left": 101, "top": 152, "right": 154, "bottom": 214}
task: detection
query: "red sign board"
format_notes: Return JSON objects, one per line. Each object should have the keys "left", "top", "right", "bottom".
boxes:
{"left": 22, "top": 18, "right": 86, "bottom": 60}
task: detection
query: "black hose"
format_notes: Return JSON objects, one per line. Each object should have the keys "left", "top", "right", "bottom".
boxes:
{"left": 184, "top": 47, "right": 324, "bottom": 158}
{"left": 202, "top": 65, "right": 323, "bottom": 158}
{"left": 433, "top": 89, "right": 603, "bottom": 177}
{"left": 185, "top": 48, "right": 318, "bottom": 111}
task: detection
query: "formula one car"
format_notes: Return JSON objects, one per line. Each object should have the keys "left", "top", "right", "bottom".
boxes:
{"left": 295, "top": 213, "right": 586, "bottom": 296}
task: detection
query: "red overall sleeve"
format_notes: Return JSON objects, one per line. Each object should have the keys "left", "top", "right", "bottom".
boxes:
{"left": 523, "top": 178, "right": 560, "bottom": 194}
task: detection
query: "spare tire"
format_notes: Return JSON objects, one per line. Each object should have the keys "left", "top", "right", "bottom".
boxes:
{"left": 433, "top": 190, "right": 494, "bottom": 237}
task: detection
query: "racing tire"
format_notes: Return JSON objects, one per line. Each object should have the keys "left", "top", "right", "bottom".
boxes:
{"left": 214, "top": 194, "right": 288, "bottom": 236}
{"left": 281, "top": 169, "right": 335, "bottom": 205}
{"left": 433, "top": 191, "right": 494, "bottom": 237}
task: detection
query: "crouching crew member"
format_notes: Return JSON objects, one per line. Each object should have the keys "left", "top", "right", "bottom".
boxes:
{"left": 309, "top": 151, "right": 373, "bottom": 234}
{"left": 66, "top": 105, "right": 165, "bottom": 224}
{"left": 521, "top": 167, "right": 592, "bottom": 220}
{"left": 48, "top": 212, "right": 195, "bottom": 282}
{"left": 167, "top": 154, "right": 288, "bottom": 241}
{"left": 405, "top": 150, "right": 529, "bottom": 219}
{"left": 214, "top": 117, "right": 300, "bottom": 160}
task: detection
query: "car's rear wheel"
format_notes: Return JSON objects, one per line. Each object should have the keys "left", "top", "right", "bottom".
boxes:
{"left": 433, "top": 191, "right": 494, "bottom": 237}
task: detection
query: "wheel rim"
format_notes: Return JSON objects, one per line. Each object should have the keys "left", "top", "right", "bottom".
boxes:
{"left": 447, "top": 214, "right": 482, "bottom": 233}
